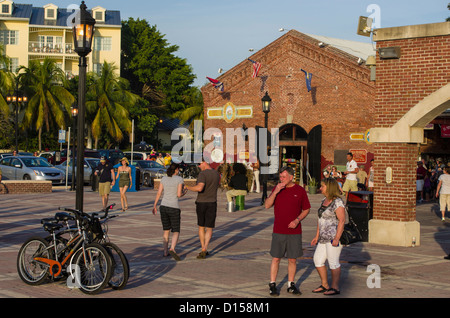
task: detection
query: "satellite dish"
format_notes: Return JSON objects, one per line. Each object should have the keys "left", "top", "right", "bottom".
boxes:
{"left": 357, "top": 16, "right": 373, "bottom": 37}
{"left": 211, "top": 149, "right": 224, "bottom": 163}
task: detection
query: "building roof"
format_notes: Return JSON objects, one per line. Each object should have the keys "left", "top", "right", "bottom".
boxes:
{"left": 6, "top": 3, "right": 120, "bottom": 26}
{"left": 306, "top": 33, "right": 376, "bottom": 60}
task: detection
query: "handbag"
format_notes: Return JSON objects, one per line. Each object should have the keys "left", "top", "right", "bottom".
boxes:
{"left": 340, "top": 219, "right": 362, "bottom": 245}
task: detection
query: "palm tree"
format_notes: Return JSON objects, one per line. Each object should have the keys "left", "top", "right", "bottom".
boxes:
{"left": 86, "top": 61, "right": 139, "bottom": 149}
{"left": 19, "top": 58, "right": 75, "bottom": 151}
{"left": 0, "top": 44, "right": 14, "bottom": 117}
{"left": 172, "top": 86, "right": 204, "bottom": 131}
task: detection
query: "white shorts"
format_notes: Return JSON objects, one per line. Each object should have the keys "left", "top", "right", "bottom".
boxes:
{"left": 416, "top": 179, "right": 424, "bottom": 191}
{"left": 313, "top": 242, "right": 343, "bottom": 270}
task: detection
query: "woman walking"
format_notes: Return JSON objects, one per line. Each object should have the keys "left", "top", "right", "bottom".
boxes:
{"left": 116, "top": 157, "right": 132, "bottom": 212}
{"left": 153, "top": 163, "right": 186, "bottom": 261}
{"left": 311, "top": 177, "right": 345, "bottom": 295}
{"left": 436, "top": 166, "right": 450, "bottom": 222}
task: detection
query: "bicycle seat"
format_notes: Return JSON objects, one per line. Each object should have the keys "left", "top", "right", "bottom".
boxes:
{"left": 55, "top": 212, "right": 75, "bottom": 222}
{"left": 43, "top": 222, "right": 64, "bottom": 232}
{"left": 41, "top": 217, "right": 57, "bottom": 224}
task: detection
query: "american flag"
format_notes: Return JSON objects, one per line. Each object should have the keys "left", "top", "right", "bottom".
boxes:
{"left": 206, "top": 77, "right": 224, "bottom": 91}
{"left": 248, "top": 58, "right": 261, "bottom": 78}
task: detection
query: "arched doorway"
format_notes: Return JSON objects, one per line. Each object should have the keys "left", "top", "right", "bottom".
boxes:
{"left": 279, "top": 124, "right": 322, "bottom": 185}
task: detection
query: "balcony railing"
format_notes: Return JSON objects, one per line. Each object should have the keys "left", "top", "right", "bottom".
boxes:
{"left": 28, "top": 42, "right": 76, "bottom": 54}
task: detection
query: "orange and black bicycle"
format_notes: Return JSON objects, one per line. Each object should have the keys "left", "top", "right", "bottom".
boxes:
{"left": 17, "top": 205, "right": 115, "bottom": 295}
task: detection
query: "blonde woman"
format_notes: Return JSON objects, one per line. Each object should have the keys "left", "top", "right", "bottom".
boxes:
{"left": 116, "top": 157, "right": 132, "bottom": 212}
{"left": 311, "top": 177, "right": 345, "bottom": 295}
{"left": 436, "top": 166, "right": 450, "bottom": 222}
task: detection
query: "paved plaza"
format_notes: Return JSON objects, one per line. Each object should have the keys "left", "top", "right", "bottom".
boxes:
{"left": 1, "top": 184, "right": 449, "bottom": 302}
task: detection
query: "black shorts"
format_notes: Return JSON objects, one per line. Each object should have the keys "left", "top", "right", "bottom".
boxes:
{"left": 196, "top": 202, "right": 217, "bottom": 228}
{"left": 160, "top": 205, "right": 181, "bottom": 232}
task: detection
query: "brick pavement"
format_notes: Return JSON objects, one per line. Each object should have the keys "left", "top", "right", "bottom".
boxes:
{"left": 1, "top": 185, "right": 450, "bottom": 302}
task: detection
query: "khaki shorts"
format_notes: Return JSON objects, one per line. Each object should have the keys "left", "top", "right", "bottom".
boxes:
{"left": 342, "top": 179, "right": 358, "bottom": 192}
{"left": 99, "top": 182, "right": 111, "bottom": 196}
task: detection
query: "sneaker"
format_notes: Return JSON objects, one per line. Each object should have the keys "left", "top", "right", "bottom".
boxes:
{"left": 269, "top": 282, "right": 279, "bottom": 296}
{"left": 287, "top": 282, "right": 301, "bottom": 295}
{"left": 442, "top": 217, "right": 446, "bottom": 222}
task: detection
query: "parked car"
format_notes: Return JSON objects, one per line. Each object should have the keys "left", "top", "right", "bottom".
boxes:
{"left": 123, "top": 151, "right": 149, "bottom": 161}
{"left": 97, "top": 149, "right": 124, "bottom": 165}
{"left": 55, "top": 158, "right": 100, "bottom": 185}
{"left": 1, "top": 152, "right": 33, "bottom": 159}
{"left": 39, "top": 151, "right": 56, "bottom": 164}
{"left": 0, "top": 156, "right": 65, "bottom": 184}
{"left": 131, "top": 160, "right": 167, "bottom": 187}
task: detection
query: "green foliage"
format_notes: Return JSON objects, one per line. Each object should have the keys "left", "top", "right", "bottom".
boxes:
{"left": 172, "top": 86, "right": 204, "bottom": 131}
{"left": 121, "top": 18, "right": 196, "bottom": 114}
{"left": 308, "top": 177, "right": 318, "bottom": 187}
{"left": 86, "top": 61, "right": 139, "bottom": 148}
{"left": 18, "top": 58, "right": 75, "bottom": 151}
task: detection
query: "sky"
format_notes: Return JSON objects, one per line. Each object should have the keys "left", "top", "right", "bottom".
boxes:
{"left": 31, "top": 0, "right": 449, "bottom": 87}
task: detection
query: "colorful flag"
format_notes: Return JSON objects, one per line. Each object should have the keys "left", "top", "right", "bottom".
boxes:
{"left": 248, "top": 58, "right": 262, "bottom": 78}
{"left": 301, "top": 69, "right": 312, "bottom": 92}
{"left": 206, "top": 77, "right": 224, "bottom": 91}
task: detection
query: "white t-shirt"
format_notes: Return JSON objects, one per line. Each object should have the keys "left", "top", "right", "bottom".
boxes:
{"left": 438, "top": 174, "right": 450, "bottom": 194}
{"left": 346, "top": 160, "right": 358, "bottom": 181}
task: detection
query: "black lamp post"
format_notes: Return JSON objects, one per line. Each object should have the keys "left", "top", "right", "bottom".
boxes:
{"left": 6, "top": 79, "right": 27, "bottom": 153}
{"left": 71, "top": 106, "right": 78, "bottom": 191}
{"left": 261, "top": 91, "right": 271, "bottom": 205}
{"left": 72, "top": 1, "right": 95, "bottom": 211}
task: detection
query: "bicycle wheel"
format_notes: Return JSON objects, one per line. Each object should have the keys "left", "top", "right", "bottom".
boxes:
{"left": 72, "top": 242, "right": 112, "bottom": 295}
{"left": 104, "top": 242, "right": 130, "bottom": 290}
{"left": 17, "top": 236, "right": 51, "bottom": 285}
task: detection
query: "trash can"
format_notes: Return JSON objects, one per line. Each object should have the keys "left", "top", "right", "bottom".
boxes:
{"left": 235, "top": 195, "right": 245, "bottom": 211}
{"left": 346, "top": 191, "right": 373, "bottom": 242}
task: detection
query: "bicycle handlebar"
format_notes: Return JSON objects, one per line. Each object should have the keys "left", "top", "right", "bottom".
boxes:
{"left": 58, "top": 203, "right": 116, "bottom": 220}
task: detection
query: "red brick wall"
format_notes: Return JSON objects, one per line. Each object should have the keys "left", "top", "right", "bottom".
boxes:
{"left": 373, "top": 33, "right": 450, "bottom": 221}
{"left": 375, "top": 36, "right": 450, "bottom": 127}
{"left": 202, "top": 31, "right": 375, "bottom": 170}
{"left": 372, "top": 143, "right": 417, "bottom": 221}
{"left": 1, "top": 181, "right": 52, "bottom": 194}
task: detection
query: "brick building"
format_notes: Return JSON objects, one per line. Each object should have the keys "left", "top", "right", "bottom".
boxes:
{"left": 201, "top": 30, "right": 376, "bottom": 183}
{"left": 369, "top": 22, "right": 450, "bottom": 246}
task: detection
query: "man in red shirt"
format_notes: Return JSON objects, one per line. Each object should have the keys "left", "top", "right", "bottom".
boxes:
{"left": 416, "top": 161, "right": 427, "bottom": 203}
{"left": 264, "top": 166, "right": 311, "bottom": 296}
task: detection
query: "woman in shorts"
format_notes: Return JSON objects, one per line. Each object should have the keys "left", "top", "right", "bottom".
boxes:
{"left": 153, "top": 163, "right": 187, "bottom": 261}
{"left": 311, "top": 177, "right": 345, "bottom": 295}
{"left": 116, "top": 157, "right": 132, "bottom": 212}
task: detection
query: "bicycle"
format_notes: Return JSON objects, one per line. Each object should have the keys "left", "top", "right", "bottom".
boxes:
{"left": 17, "top": 206, "right": 113, "bottom": 295}
{"left": 88, "top": 205, "right": 130, "bottom": 290}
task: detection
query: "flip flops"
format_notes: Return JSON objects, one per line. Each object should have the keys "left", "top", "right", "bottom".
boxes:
{"left": 324, "top": 288, "right": 340, "bottom": 295}
{"left": 312, "top": 285, "right": 328, "bottom": 293}
{"left": 169, "top": 250, "right": 181, "bottom": 261}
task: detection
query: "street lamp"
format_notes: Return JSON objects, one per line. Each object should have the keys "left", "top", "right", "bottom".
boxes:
{"left": 260, "top": 91, "right": 271, "bottom": 205}
{"left": 6, "top": 81, "right": 27, "bottom": 153}
{"left": 72, "top": 0, "right": 95, "bottom": 211}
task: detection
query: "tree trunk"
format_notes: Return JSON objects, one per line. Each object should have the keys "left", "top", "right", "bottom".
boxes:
{"left": 38, "top": 127, "right": 42, "bottom": 152}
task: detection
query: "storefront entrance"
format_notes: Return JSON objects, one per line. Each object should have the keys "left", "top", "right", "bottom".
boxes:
{"left": 279, "top": 124, "right": 322, "bottom": 186}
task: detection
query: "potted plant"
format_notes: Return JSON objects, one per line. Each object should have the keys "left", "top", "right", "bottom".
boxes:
{"left": 308, "top": 177, "right": 318, "bottom": 194}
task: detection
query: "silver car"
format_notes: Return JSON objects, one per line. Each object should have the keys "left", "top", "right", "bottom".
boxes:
{"left": 0, "top": 156, "right": 65, "bottom": 184}
{"left": 55, "top": 158, "right": 100, "bottom": 185}
{"left": 131, "top": 160, "right": 167, "bottom": 187}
